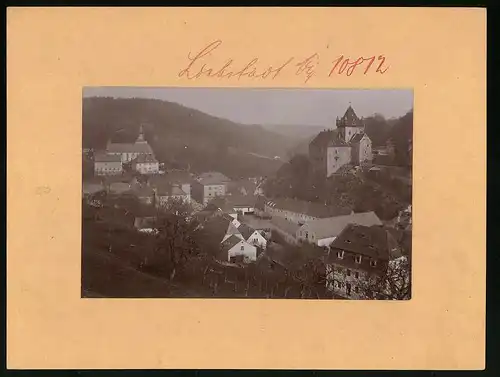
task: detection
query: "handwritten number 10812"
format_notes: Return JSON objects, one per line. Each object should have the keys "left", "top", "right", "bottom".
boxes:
{"left": 329, "top": 55, "right": 389, "bottom": 76}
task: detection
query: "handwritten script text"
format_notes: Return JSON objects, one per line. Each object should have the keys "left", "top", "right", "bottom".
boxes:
{"left": 178, "top": 40, "right": 390, "bottom": 83}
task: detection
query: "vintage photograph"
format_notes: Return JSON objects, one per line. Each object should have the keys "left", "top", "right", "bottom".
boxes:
{"left": 82, "top": 88, "right": 413, "bottom": 299}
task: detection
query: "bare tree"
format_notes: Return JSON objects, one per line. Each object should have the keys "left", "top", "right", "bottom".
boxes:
{"left": 358, "top": 256, "right": 411, "bottom": 300}
{"left": 158, "top": 197, "right": 195, "bottom": 219}
{"left": 152, "top": 212, "right": 202, "bottom": 280}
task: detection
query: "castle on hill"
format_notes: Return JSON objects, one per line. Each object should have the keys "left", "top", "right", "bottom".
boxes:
{"left": 309, "top": 105, "right": 373, "bottom": 177}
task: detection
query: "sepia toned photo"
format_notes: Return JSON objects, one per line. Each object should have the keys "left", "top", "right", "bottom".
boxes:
{"left": 82, "top": 88, "right": 413, "bottom": 300}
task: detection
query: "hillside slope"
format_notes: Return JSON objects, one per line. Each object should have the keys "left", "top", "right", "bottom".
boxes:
{"left": 83, "top": 97, "right": 300, "bottom": 178}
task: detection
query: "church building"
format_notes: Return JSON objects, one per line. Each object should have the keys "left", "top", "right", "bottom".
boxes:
{"left": 309, "top": 105, "right": 373, "bottom": 177}
{"left": 94, "top": 125, "right": 159, "bottom": 176}
{"left": 106, "top": 125, "right": 155, "bottom": 163}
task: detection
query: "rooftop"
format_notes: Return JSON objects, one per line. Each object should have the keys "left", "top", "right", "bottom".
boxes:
{"left": 106, "top": 141, "right": 153, "bottom": 154}
{"left": 329, "top": 224, "right": 391, "bottom": 260}
{"left": 301, "top": 211, "right": 382, "bottom": 239}
{"left": 310, "top": 129, "right": 350, "bottom": 149}
{"left": 227, "top": 194, "right": 257, "bottom": 208}
{"left": 337, "top": 105, "right": 365, "bottom": 127}
{"left": 148, "top": 171, "right": 194, "bottom": 186}
{"left": 132, "top": 154, "right": 158, "bottom": 164}
{"left": 221, "top": 234, "right": 244, "bottom": 253}
{"left": 94, "top": 153, "right": 122, "bottom": 163}
{"left": 238, "top": 223, "right": 257, "bottom": 240}
{"left": 351, "top": 133, "right": 367, "bottom": 143}
{"left": 265, "top": 197, "right": 352, "bottom": 218}
{"left": 270, "top": 216, "right": 300, "bottom": 236}
{"left": 197, "top": 171, "right": 231, "bottom": 185}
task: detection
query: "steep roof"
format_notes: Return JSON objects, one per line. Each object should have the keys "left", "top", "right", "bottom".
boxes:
{"left": 227, "top": 194, "right": 257, "bottom": 208}
{"left": 106, "top": 142, "right": 154, "bottom": 154}
{"left": 204, "top": 216, "right": 233, "bottom": 242}
{"left": 197, "top": 171, "right": 231, "bottom": 185}
{"left": 349, "top": 133, "right": 370, "bottom": 144}
{"left": 132, "top": 154, "right": 158, "bottom": 164}
{"left": 329, "top": 224, "right": 391, "bottom": 260}
{"left": 301, "top": 211, "right": 382, "bottom": 240}
{"left": 149, "top": 171, "right": 194, "bottom": 185}
{"left": 227, "top": 179, "right": 257, "bottom": 195}
{"left": 94, "top": 153, "right": 122, "bottom": 163}
{"left": 265, "top": 197, "right": 352, "bottom": 218}
{"left": 221, "top": 234, "right": 244, "bottom": 252}
{"left": 156, "top": 183, "right": 188, "bottom": 196}
{"left": 206, "top": 197, "right": 236, "bottom": 213}
{"left": 271, "top": 216, "right": 300, "bottom": 236}
{"left": 337, "top": 105, "right": 364, "bottom": 127}
{"left": 238, "top": 223, "right": 256, "bottom": 240}
{"left": 310, "top": 129, "right": 339, "bottom": 148}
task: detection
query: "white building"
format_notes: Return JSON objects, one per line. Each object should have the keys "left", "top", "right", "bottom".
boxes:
{"left": 325, "top": 224, "right": 391, "bottom": 299}
{"left": 106, "top": 125, "right": 155, "bottom": 163}
{"left": 220, "top": 235, "right": 258, "bottom": 263}
{"left": 132, "top": 154, "right": 160, "bottom": 175}
{"left": 237, "top": 223, "right": 267, "bottom": 249}
{"left": 93, "top": 153, "right": 123, "bottom": 176}
{"left": 296, "top": 211, "right": 382, "bottom": 247}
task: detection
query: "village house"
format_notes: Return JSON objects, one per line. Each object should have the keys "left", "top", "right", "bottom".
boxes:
{"left": 237, "top": 223, "right": 268, "bottom": 249}
{"left": 93, "top": 152, "right": 123, "bottom": 176}
{"left": 205, "top": 198, "right": 239, "bottom": 221}
{"left": 82, "top": 178, "right": 106, "bottom": 197}
{"left": 227, "top": 194, "right": 257, "bottom": 215}
{"left": 296, "top": 211, "right": 382, "bottom": 247}
{"left": 324, "top": 224, "right": 391, "bottom": 299}
{"left": 155, "top": 184, "right": 190, "bottom": 208}
{"left": 192, "top": 171, "right": 231, "bottom": 205}
{"left": 264, "top": 197, "right": 353, "bottom": 226}
{"left": 227, "top": 178, "right": 259, "bottom": 196}
{"left": 309, "top": 105, "right": 373, "bottom": 177}
{"left": 220, "top": 234, "right": 258, "bottom": 264}
{"left": 148, "top": 172, "right": 193, "bottom": 203}
{"left": 203, "top": 215, "right": 242, "bottom": 244}
{"left": 131, "top": 154, "right": 160, "bottom": 175}
{"left": 105, "top": 125, "right": 155, "bottom": 163}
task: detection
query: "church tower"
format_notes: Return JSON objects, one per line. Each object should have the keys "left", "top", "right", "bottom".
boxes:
{"left": 336, "top": 105, "right": 365, "bottom": 142}
{"left": 136, "top": 124, "right": 146, "bottom": 143}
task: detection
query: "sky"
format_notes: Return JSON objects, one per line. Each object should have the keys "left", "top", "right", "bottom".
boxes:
{"left": 83, "top": 87, "right": 413, "bottom": 127}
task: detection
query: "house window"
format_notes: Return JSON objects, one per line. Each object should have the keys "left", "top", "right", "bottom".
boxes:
{"left": 346, "top": 269, "right": 351, "bottom": 277}
{"left": 355, "top": 255, "right": 362, "bottom": 264}
{"left": 305, "top": 232, "right": 309, "bottom": 239}
{"left": 355, "top": 271, "right": 360, "bottom": 279}
{"left": 346, "top": 282, "right": 351, "bottom": 295}
{"left": 370, "top": 260, "right": 377, "bottom": 267}
{"left": 337, "top": 250, "right": 344, "bottom": 259}
{"left": 240, "top": 245, "right": 244, "bottom": 251}
{"left": 354, "top": 286, "right": 359, "bottom": 294}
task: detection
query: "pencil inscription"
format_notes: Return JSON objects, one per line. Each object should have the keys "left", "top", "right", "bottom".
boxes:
{"left": 178, "top": 40, "right": 391, "bottom": 82}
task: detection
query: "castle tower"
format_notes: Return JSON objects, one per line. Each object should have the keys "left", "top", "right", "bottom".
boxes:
{"left": 336, "top": 105, "right": 365, "bottom": 142}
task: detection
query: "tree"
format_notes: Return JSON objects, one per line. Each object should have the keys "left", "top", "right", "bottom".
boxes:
{"left": 149, "top": 212, "right": 202, "bottom": 280}
{"left": 159, "top": 197, "right": 195, "bottom": 219}
{"left": 358, "top": 256, "right": 411, "bottom": 300}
